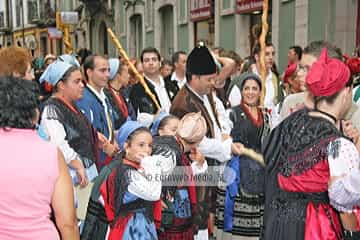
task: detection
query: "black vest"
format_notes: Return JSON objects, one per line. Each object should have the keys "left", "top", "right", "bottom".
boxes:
{"left": 44, "top": 98, "right": 98, "bottom": 168}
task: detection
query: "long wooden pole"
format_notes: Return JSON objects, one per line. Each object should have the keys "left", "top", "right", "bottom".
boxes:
{"left": 259, "top": 0, "right": 269, "bottom": 106}
{"left": 107, "top": 28, "right": 161, "bottom": 111}
{"left": 63, "top": 25, "right": 73, "bottom": 54}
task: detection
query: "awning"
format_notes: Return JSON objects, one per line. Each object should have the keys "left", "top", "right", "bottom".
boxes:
{"left": 190, "top": 0, "right": 213, "bottom": 22}
{"left": 236, "top": 0, "right": 263, "bottom": 14}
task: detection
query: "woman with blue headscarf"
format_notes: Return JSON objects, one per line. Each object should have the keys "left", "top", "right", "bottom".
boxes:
{"left": 39, "top": 61, "right": 101, "bottom": 225}
{"left": 104, "top": 58, "right": 136, "bottom": 129}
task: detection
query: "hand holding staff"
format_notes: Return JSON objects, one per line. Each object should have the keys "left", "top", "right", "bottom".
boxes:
{"left": 107, "top": 28, "right": 161, "bottom": 111}
{"left": 241, "top": 148, "right": 265, "bottom": 166}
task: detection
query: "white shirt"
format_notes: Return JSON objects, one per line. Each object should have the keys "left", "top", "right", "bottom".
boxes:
{"left": 86, "top": 85, "right": 109, "bottom": 117}
{"left": 328, "top": 137, "right": 360, "bottom": 212}
{"left": 186, "top": 84, "right": 232, "bottom": 163}
{"left": 146, "top": 76, "right": 172, "bottom": 112}
{"left": 128, "top": 155, "right": 174, "bottom": 201}
{"left": 137, "top": 75, "right": 171, "bottom": 127}
{"left": 213, "top": 92, "right": 232, "bottom": 134}
{"left": 41, "top": 106, "right": 78, "bottom": 164}
{"left": 171, "top": 71, "right": 187, "bottom": 89}
{"left": 86, "top": 84, "right": 115, "bottom": 139}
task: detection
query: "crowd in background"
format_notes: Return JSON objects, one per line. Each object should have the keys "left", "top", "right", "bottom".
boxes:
{"left": 0, "top": 38, "right": 360, "bottom": 240}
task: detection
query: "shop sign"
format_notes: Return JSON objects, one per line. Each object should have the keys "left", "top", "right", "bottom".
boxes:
{"left": 236, "top": 0, "right": 263, "bottom": 14}
{"left": 60, "top": 12, "right": 79, "bottom": 25}
{"left": 190, "top": 0, "right": 212, "bottom": 21}
{"left": 48, "top": 27, "right": 62, "bottom": 39}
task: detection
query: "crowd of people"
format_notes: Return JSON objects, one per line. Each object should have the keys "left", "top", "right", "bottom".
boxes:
{"left": 0, "top": 39, "right": 360, "bottom": 240}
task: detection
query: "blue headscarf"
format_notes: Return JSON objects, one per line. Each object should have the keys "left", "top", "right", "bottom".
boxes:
{"left": 109, "top": 58, "right": 120, "bottom": 80}
{"left": 117, "top": 121, "right": 145, "bottom": 150}
{"left": 39, "top": 60, "right": 73, "bottom": 85}
{"left": 150, "top": 112, "right": 169, "bottom": 136}
{"left": 58, "top": 54, "right": 80, "bottom": 67}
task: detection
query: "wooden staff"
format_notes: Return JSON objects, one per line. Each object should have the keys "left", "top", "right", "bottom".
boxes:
{"left": 63, "top": 25, "right": 73, "bottom": 54}
{"left": 259, "top": 0, "right": 269, "bottom": 106}
{"left": 242, "top": 148, "right": 265, "bottom": 166}
{"left": 107, "top": 28, "right": 161, "bottom": 111}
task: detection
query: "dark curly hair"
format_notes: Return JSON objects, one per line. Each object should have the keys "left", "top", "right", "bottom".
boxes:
{"left": 0, "top": 75, "right": 40, "bottom": 129}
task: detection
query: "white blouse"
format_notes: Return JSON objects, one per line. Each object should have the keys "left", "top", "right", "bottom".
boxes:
{"left": 128, "top": 154, "right": 176, "bottom": 201}
{"left": 328, "top": 137, "right": 360, "bottom": 212}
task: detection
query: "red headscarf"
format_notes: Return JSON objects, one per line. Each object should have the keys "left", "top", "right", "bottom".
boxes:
{"left": 283, "top": 63, "right": 297, "bottom": 83}
{"left": 306, "top": 48, "right": 350, "bottom": 97}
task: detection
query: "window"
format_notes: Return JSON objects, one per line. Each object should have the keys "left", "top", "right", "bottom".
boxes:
{"left": 0, "top": 12, "right": 4, "bottom": 28}
{"left": 119, "top": 0, "right": 126, "bottom": 35}
{"left": 178, "top": 0, "right": 188, "bottom": 24}
{"left": 16, "top": 0, "right": 22, "bottom": 27}
{"left": 27, "top": 0, "right": 39, "bottom": 22}
{"left": 145, "top": 0, "right": 153, "bottom": 31}
{"left": 221, "top": 0, "right": 235, "bottom": 16}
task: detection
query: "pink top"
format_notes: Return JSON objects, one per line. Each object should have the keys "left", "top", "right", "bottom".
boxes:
{"left": 0, "top": 129, "right": 59, "bottom": 240}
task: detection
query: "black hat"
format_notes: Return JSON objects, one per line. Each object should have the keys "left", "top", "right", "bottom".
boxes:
{"left": 186, "top": 44, "right": 217, "bottom": 75}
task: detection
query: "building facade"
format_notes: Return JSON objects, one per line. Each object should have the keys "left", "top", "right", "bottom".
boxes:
{"left": 0, "top": 0, "right": 57, "bottom": 56}
{"left": 274, "top": 0, "right": 358, "bottom": 71}
{"left": 81, "top": 0, "right": 269, "bottom": 60}
{"left": 79, "top": 0, "right": 359, "bottom": 72}
{"left": 3, "top": 0, "right": 357, "bottom": 67}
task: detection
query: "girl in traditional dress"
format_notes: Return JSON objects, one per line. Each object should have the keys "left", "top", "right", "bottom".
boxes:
{"left": 216, "top": 73, "right": 270, "bottom": 240}
{"left": 100, "top": 121, "right": 175, "bottom": 240}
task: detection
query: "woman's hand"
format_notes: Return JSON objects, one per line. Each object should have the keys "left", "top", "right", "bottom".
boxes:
{"left": 231, "top": 142, "right": 244, "bottom": 155}
{"left": 97, "top": 132, "right": 107, "bottom": 148}
{"left": 102, "top": 141, "right": 119, "bottom": 157}
{"left": 76, "top": 167, "right": 88, "bottom": 188}
{"left": 161, "top": 200, "right": 168, "bottom": 210}
{"left": 69, "top": 159, "right": 88, "bottom": 188}
{"left": 221, "top": 134, "right": 231, "bottom": 141}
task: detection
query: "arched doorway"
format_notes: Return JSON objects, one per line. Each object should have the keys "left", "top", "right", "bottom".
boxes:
{"left": 159, "top": 5, "right": 174, "bottom": 59}
{"left": 99, "top": 21, "right": 108, "bottom": 55}
{"left": 129, "top": 14, "right": 143, "bottom": 58}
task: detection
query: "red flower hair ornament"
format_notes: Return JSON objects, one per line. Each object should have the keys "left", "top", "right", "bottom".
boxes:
{"left": 306, "top": 48, "right": 350, "bottom": 97}
{"left": 343, "top": 55, "right": 360, "bottom": 75}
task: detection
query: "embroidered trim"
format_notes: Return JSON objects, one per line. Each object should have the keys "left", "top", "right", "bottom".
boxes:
{"left": 277, "top": 109, "right": 340, "bottom": 176}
